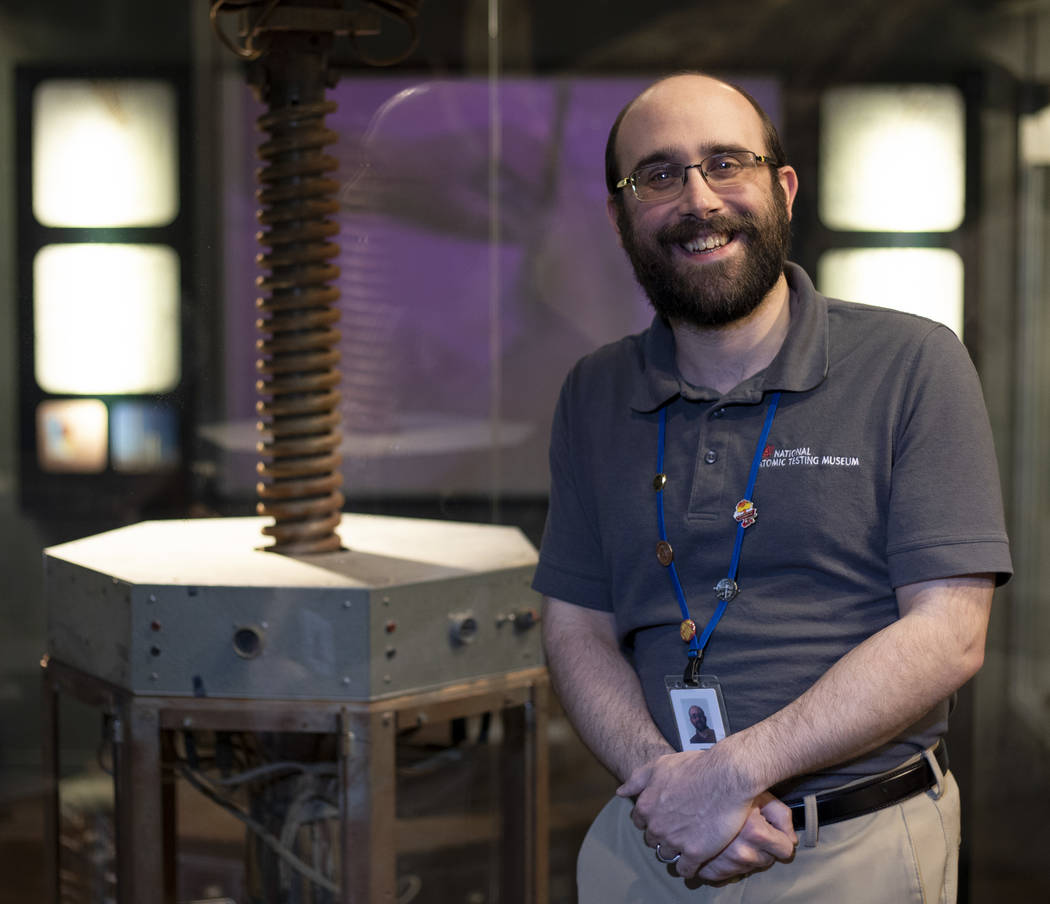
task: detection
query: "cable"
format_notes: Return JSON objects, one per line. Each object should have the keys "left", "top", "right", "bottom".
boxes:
{"left": 209, "top": 760, "right": 337, "bottom": 787}
{"left": 350, "top": 0, "right": 423, "bottom": 66}
{"left": 209, "top": 0, "right": 278, "bottom": 61}
{"left": 178, "top": 763, "right": 339, "bottom": 894}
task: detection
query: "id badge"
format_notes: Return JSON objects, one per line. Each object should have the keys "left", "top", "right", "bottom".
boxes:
{"left": 664, "top": 675, "right": 730, "bottom": 751}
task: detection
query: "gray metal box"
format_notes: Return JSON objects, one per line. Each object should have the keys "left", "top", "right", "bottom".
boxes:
{"left": 45, "top": 515, "right": 543, "bottom": 700}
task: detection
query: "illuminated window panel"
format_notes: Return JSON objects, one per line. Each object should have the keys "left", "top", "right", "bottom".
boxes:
{"left": 111, "top": 401, "right": 179, "bottom": 472}
{"left": 36, "top": 398, "right": 108, "bottom": 473}
{"left": 817, "top": 248, "right": 964, "bottom": 338}
{"left": 1020, "top": 103, "right": 1050, "bottom": 165}
{"left": 820, "top": 85, "right": 965, "bottom": 232}
{"left": 34, "top": 244, "right": 181, "bottom": 395}
{"left": 32, "top": 78, "right": 178, "bottom": 228}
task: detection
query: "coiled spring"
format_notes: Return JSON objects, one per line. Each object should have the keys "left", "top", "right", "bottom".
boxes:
{"left": 255, "top": 99, "right": 344, "bottom": 553}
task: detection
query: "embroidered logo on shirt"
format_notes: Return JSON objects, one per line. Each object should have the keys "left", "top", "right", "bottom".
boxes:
{"left": 759, "top": 446, "right": 861, "bottom": 468}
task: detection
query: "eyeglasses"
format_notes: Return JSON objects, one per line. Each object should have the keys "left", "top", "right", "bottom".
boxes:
{"left": 615, "top": 151, "right": 780, "bottom": 202}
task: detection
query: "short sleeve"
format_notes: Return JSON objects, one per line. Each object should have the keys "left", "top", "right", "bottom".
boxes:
{"left": 885, "top": 325, "right": 1012, "bottom": 587}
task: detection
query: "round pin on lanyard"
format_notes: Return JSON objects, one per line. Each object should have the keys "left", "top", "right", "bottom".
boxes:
{"left": 656, "top": 393, "right": 780, "bottom": 748}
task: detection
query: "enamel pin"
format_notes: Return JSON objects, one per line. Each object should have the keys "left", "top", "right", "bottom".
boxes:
{"left": 733, "top": 499, "right": 757, "bottom": 528}
{"left": 713, "top": 577, "right": 739, "bottom": 602}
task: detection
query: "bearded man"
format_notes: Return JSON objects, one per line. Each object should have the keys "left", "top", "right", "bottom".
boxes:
{"left": 531, "top": 73, "right": 1011, "bottom": 903}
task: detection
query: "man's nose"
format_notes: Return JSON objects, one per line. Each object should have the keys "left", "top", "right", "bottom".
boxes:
{"left": 675, "top": 166, "right": 722, "bottom": 216}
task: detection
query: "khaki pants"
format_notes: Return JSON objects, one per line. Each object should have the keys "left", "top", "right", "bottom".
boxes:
{"left": 577, "top": 772, "right": 961, "bottom": 904}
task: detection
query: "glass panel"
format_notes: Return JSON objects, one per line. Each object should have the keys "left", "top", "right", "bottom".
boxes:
{"left": 816, "top": 247, "right": 964, "bottom": 337}
{"left": 36, "top": 398, "right": 108, "bottom": 473}
{"left": 819, "top": 85, "right": 965, "bottom": 232}
{"left": 32, "top": 78, "right": 179, "bottom": 228}
{"left": 56, "top": 699, "right": 117, "bottom": 902}
{"left": 34, "top": 243, "right": 181, "bottom": 395}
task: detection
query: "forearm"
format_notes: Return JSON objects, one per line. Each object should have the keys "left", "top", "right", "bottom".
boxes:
{"left": 720, "top": 575, "right": 994, "bottom": 799}
{"left": 542, "top": 596, "right": 673, "bottom": 781}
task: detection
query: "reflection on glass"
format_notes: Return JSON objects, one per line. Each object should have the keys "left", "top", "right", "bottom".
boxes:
{"left": 111, "top": 401, "right": 179, "bottom": 472}
{"left": 36, "top": 398, "right": 108, "bottom": 473}
{"left": 320, "top": 76, "right": 778, "bottom": 495}
{"left": 33, "top": 78, "right": 179, "bottom": 228}
{"left": 817, "top": 247, "right": 964, "bottom": 337}
{"left": 820, "top": 85, "right": 965, "bottom": 232}
{"left": 34, "top": 243, "right": 181, "bottom": 395}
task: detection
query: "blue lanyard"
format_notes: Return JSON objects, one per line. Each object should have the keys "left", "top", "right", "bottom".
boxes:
{"left": 655, "top": 392, "right": 781, "bottom": 674}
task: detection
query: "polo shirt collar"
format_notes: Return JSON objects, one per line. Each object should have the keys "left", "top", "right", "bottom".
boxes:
{"left": 629, "top": 261, "right": 829, "bottom": 412}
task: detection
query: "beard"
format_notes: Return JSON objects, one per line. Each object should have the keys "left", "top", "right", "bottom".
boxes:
{"left": 617, "top": 182, "right": 792, "bottom": 328}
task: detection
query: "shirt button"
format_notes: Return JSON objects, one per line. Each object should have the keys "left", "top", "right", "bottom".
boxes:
{"left": 712, "top": 408, "right": 725, "bottom": 418}
{"left": 704, "top": 450, "right": 718, "bottom": 464}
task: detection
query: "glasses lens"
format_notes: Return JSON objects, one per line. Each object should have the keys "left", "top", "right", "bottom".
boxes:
{"left": 701, "top": 152, "right": 751, "bottom": 182}
{"left": 702, "top": 153, "right": 753, "bottom": 184}
{"left": 633, "top": 163, "right": 685, "bottom": 200}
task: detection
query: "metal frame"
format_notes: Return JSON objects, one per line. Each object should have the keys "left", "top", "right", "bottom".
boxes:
{"left": 42, "top": 658, "right": 549, "bottom": 903}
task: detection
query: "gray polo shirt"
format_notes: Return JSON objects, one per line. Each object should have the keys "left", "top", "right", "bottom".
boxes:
{"left": 533, "top": 262, "right": 1012, "bottom": 796}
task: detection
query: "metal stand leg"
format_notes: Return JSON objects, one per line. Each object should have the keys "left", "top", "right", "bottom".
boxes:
{"left": 114, "top": 704, "right": 170, "bottom": 904}
{"left": 500, "top": 683, "right": 550, "bottom": 904}
{"left": 531, "top": 681, "right": 551, "bottom": 904}
{"left": 342, "top": 707, "right": 397, "bottom": 903}
{"left": 41, "top": 663, "right": 61, "bottom": 904}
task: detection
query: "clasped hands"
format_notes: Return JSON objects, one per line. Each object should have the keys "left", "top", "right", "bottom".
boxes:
{"left": 616, "top": 749, "right": 798, "bottom": 883}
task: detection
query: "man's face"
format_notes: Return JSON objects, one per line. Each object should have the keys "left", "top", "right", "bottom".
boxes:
{"left": 689, "top": 706, "right": 706, "bottom": 729}
{"left": 609, "top": 76, "right": 798, "bottom": 329}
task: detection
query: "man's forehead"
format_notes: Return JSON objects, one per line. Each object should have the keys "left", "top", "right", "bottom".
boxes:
{"left": 617, "top": 76, "right": 765, "bottom": 168}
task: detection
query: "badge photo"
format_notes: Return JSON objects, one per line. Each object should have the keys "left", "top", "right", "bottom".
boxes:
{"left": 667, "top": 683, "right": 728, "bottom": 751}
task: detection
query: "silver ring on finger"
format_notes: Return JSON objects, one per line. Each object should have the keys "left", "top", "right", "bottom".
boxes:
{"left": 655, "top": 843, "right": 681, "bottom": 864}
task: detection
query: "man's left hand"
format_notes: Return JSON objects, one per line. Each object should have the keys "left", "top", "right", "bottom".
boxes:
{"left": 693, "top": 792, "right": 797, "bottom": 883}
{"left": 618, "top": 749, "right": 795, "bottom": 880}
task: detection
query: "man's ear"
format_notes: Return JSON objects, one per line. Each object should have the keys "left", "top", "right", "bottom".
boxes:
{"left": 606, "top": 196, "right": 625, "bottom": 247}
{"left": 778, "top": 165, "right": 800, "bottom": 221}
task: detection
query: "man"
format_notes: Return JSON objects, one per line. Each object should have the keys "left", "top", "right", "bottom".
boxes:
{"left": 688, "top": 705, "right": 716, "bottom": 745}
{"left": 531, "top": 73, "right": 1011, "bottom": 903}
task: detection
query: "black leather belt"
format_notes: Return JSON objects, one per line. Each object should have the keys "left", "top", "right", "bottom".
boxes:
{"left": 788, "top": 743, "right": 948, "bottom": 830}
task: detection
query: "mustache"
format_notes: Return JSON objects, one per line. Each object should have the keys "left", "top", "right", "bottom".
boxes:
{"left": 655, "top": 212, "right": 761, "bottom": 246}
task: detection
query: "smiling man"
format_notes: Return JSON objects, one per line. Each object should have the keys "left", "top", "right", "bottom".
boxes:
{"left": 532, "top": 73, "right": 1012, "bottom": 902}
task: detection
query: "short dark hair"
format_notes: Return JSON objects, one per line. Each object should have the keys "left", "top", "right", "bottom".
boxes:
{"left": 604, "top": 72, "right": 787, "bottom": 199}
